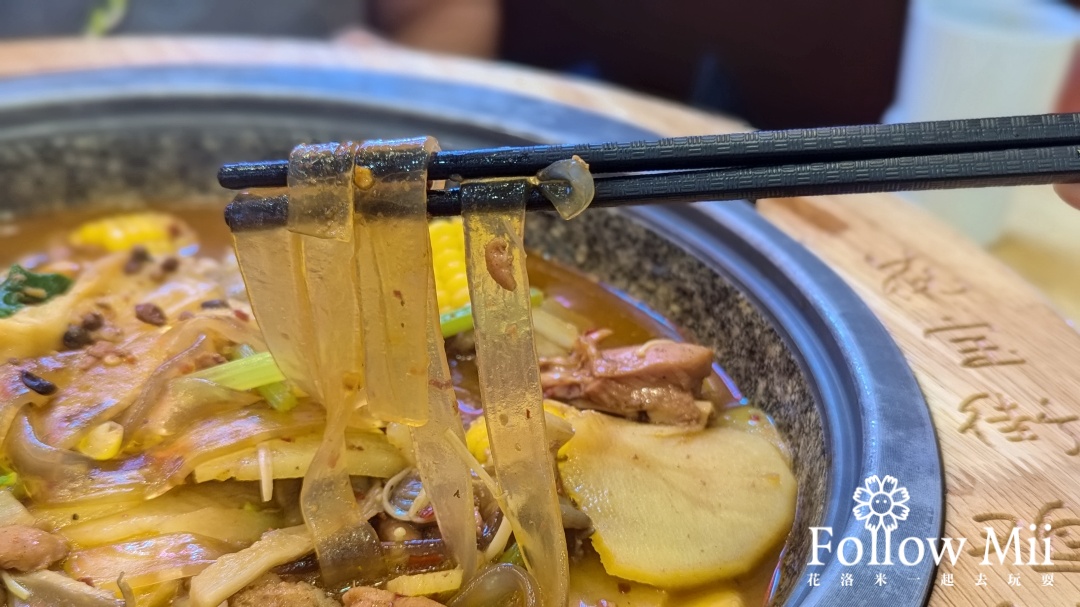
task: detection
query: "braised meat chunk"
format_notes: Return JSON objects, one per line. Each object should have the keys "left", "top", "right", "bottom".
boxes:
{"left": 539, "top": 330, "right": 715, "bottom": 426}
{"left": 229, "top": 576, "right": 339, "bottom": 607}
{"left": 0, "top": 525, "right": 69, "bottom": 572}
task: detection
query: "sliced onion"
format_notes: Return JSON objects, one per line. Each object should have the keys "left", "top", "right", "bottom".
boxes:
{"left": 31, "top": 479, "right": 262, "bottom": 532}
{"left": 65, "top": 533, "right": 233, "bottom": 590}
{"left": 5, "top": 414, "right": 131, "bottom": 505}
{"left": 383, "top": 468, "right": 427, "bottom": 523}
{"left": 536, "top": 156, "right": 594, "bottom": 220}
{"left": 2, "top": 571, "right": 30, "bottom": 601}
{"left": 120, "top": 315, "right": 265, "bottom": 445}
{"left": 447, "top": 564, "right": 541, "bottom": 607}
{"left": 126, "top": 377, "right": 260, "bottom": 449}
{"left": 10, "top": 404, "right": 324, "bottom": 504}
{"left": 39, "top": 314, "right": 262, "bottom": 451}
{"left": 0, "top": 489, "right": 36, "bottom": 527}
{"left": 0, "top": 353, "right": 79, "bottom": 444}
{"left": 144, "top": 403, "right": 324, "bottom": 500}
{"left": 5, "top": 569, "right": 122, "bottom": 607}
{"left": 188, "top": 525, "right": 313, "bottom": 607}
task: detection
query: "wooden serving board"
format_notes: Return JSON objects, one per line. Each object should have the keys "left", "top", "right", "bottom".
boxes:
{"left": 2, "top": 36, "right": 1079, "bottom": 606}
{"left": 762, "top": 196, "right": 1080, "bottom": 606}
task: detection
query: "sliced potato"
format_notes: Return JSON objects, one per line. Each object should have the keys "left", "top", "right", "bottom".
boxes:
{"left": 60, "top": 503, "right": 280, "bottom": 549}
{"left": 32, "top": 481, "right": 262, "bottom": 531}
{"left": 714, "top": 406, "right": 790, "bottom": 464}
{"left": 192, "top": 430, "right": 406, "bottom": 483}
{"left": 558, "top": 412, "right": 796, "bottom": 589}
{"left": 569, "top": 551, "right": 669, "bottom": 606}
{"left": 677, "top": 587, "right": 745, "bottom": 607}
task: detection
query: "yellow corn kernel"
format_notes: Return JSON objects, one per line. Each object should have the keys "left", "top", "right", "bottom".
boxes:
{"left": 77, "top": 421, "right": 124, "bottom": 461}
{"left": 428, "top": 218, "right": 469, "bottom": 314}
{"left": 449, "top": 288, "right": 471, "bottom": 312}
{"left": 465, "top": 402, "right": 568, "bottom": 465}
{"left": 464, "top": 418, "right": 491, "bottom": 465}
{"left": 69, "top": 212, "right": 187, "bottom": 254}
{"left": 542, "top": 400, "right": 571, "bottom": 420}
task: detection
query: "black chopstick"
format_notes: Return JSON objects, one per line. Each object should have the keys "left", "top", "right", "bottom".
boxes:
{"left": 225, "top": 142, "right": 1080, "bottom": 231}
{"left": 217, "top": 112, "right": 1080, "bottom": 190}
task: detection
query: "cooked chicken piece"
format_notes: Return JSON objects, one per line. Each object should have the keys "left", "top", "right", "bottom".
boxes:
{"left": 229, "top": 576, "right": 339, "bottom": 607}
{"left": 539, "top": 331, "right": 715, "bottom": 426}
{"left": 342, "top": 586, "right": 444, "bottom": 607}
{"left": 0, "top": 524, "right": 68, "bottom": 572}
{"left": 484, "top": 238, "right": 516, "bottom": 291}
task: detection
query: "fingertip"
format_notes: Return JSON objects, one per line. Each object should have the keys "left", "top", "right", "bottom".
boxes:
{"left": 1054, "top": 183, "right": 1080, "bottom": 210}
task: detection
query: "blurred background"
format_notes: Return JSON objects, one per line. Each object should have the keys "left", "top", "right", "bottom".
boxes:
{"left": 1, "top": 0, "right": 1079, "bottom": 318}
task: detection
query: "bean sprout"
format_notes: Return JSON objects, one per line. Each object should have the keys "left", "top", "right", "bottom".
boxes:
{"left": 481, "top": 514, "right": 513, "bottom": 564}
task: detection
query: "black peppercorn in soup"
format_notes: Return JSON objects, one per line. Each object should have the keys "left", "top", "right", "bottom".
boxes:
{"left": 0, "top": 200, "right": 795, "bottom": 604}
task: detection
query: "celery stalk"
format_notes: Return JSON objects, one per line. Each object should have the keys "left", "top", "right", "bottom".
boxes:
{"left": 498, "top": 543, "right": 525, "bottom": 567}
{"left": 191, "top": 347, "right": 296, "bottom": 411}
{"left": 441, "top": 288, "right": 543, "bottom": 338}
{"left": 192, "top": 288, "right": 543, "bottom": 395}
{"left": 191, "top": 351, "right": 285, "bottom": 391}
{"left": 233, "top": 345, "right": 298, "bottom": 412}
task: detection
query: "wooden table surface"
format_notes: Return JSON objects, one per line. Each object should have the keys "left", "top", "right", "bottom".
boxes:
{"left": 2, "top": 37, "right": 1078, "bottom": 607}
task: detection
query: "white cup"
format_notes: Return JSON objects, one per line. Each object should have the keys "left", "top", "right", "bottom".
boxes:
{"left": 884, "top": 0, "right": 1080, "bottom": 245}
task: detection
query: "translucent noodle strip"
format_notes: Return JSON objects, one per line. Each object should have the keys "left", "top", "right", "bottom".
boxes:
{"left": 352, "top": 137, "right": 475, "bottom": 577}
{"left": 297, "top": 235, "right": 382, "bottom": 585}
{"left": 286, "top": 142, "right": 358, "bottom": 242}
{"left": 297, "top": 237, "right": 361, "bottom": 405}
{"left": 288, "top": 143, "right": 385, "bottom": 586}
{"left": 462, "top": 196, "right": 569, "bottom": 607}
{"left": 409, "top": 264, "right": 478, "bottom": 580}
{"left": 232, "top": 143, "right": 359, "bottom": 397}
{"left": 353, "top": 139, "right": 434, "bottom": 426}
{"left": 232, "top": 228, "right": 315, "bottom": 395}
{"left": 231, "top": 226, "right": 317, "bottom": 400}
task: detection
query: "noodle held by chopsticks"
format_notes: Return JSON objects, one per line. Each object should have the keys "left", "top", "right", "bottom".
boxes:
{"left": 462, "top": 196, "right": 569, "bottom": 607}
{"left": 353, "top": 141, "right": 432, "bottom": 427}
{"left": 230, "top": 228, "right": 317, "bottom": 399}
{"left": 354, "top": 138, "right": 477, "bottom": 580}
{"left": 287, "top": 143, "right": 385, "bottom": 586}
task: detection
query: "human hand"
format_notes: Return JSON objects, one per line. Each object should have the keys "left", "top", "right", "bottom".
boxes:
{"left": 1054, "top": 184, "right": 1080, "bottom": 210}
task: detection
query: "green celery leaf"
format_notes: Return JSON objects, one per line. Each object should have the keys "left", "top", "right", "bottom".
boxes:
{"left": 0, "top": 265, "right": 74, "bottom": 319}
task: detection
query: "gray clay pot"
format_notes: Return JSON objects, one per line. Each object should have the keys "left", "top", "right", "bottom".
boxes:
{"left": 0, "top": 66, "right": 942, "bottom": 606}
